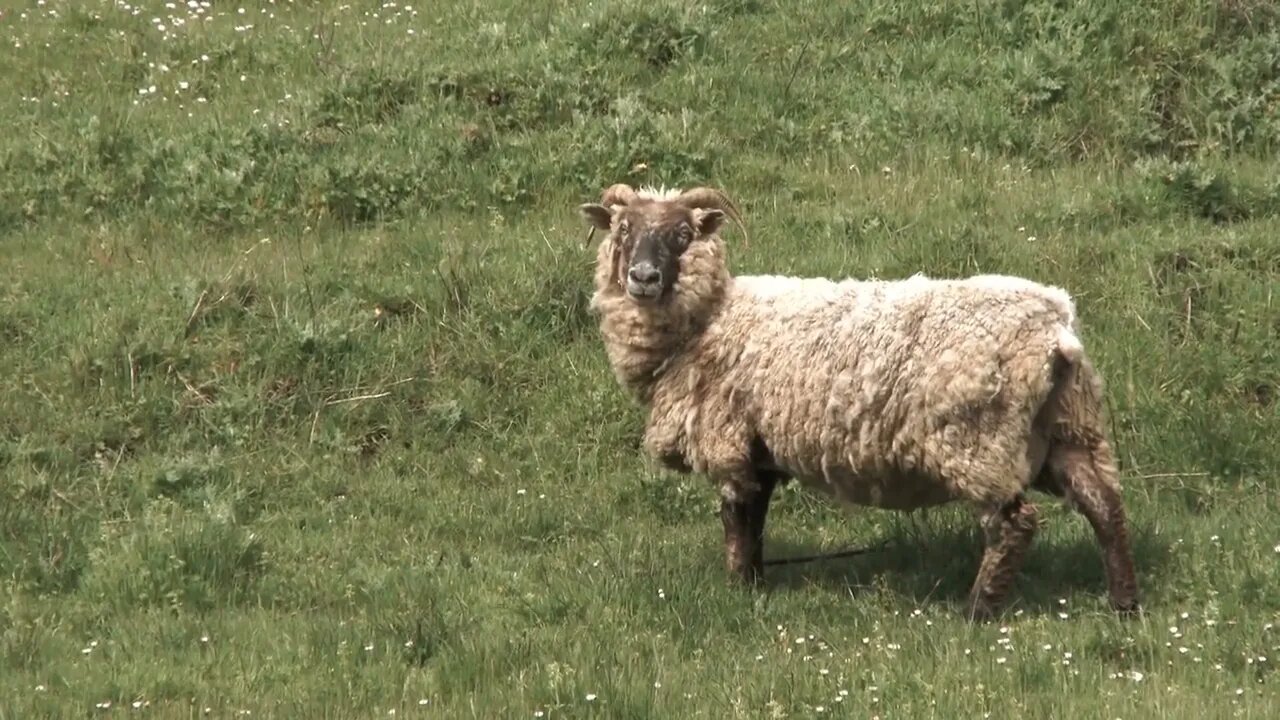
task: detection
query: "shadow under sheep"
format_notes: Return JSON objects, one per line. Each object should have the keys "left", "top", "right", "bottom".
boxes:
{"left": 698, "top": 510, "right": 1171, "bottom": 618}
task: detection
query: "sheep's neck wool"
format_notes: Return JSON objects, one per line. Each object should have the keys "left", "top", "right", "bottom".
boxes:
{"left": 589, "top": 234, "right": 731, "bottom": 402}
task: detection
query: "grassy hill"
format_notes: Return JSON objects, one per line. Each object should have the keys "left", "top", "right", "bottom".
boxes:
{"left": 2, "top": 0, "right": 1278, "bottom": 716}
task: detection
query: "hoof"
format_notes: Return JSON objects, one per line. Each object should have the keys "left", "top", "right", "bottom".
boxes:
{"left": 965, "top": 600, "right": 999, "bottom": 624}
{"left": 1112, "top": 598, "right": 1142, "bottom": 619}
{"left": 728, "top": 567, "right": 765, "bottom": 588}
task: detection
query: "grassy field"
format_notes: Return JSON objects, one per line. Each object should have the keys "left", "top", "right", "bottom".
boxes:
{"left": 2, "top": 0, "right": 1279, "bottom": 716}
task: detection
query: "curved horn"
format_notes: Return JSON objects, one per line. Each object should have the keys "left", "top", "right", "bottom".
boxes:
{"left": 600, "top": 183, "right": 638, "bottom": 208}
{"left": 675, "top": 186, "right": 749, "bottom": 247}
{"left": 583, "top": 183, "right": 639, "bottom": 247}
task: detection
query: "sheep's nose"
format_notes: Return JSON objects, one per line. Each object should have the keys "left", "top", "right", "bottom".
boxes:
{"left": 629, "top": 263, "right": 661, "bottom": 285}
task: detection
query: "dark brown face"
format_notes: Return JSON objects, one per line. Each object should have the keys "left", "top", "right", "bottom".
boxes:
{"left": 581, "top": 201, "right": 725, "bottom": 303}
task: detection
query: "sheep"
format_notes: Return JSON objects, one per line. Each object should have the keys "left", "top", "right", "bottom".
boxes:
{"left": 578, "top": 182, "right": 1141, "bottom": 620}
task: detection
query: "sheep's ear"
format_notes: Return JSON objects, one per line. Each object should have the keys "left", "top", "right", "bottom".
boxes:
{"left": 694, "top": 209, "right": 725, "bottom": 238}
{"left": 580, "top": 203, "right": 613, "bottom": 231}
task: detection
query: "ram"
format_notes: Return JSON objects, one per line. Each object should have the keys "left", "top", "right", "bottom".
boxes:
{"left": 580, "top": 183, "right": 1140, "bottom": 620}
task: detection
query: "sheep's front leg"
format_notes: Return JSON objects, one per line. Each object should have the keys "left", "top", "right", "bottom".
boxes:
{"left": 967, "top": 495, "right": 1039, "bottom": 621}
{"left": 719, "top": 471, "right": 776, "bottom": 586}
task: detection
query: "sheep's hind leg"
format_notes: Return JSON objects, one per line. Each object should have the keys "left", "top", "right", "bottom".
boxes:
{"left": 747, "top": 471, "right": 782, "bottom": 576}
{"left": 967, "top": 495, "right": 1039, "bottom": 622}
{"left": 1046, "top": 441, "right": 1141, "bottom": 616}
{"left": 719, "top": 471, "right": 777, "bottom": 586}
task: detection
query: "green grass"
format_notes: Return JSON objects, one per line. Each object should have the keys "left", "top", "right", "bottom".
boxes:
{"left": 2, "top": 0, "right": 1279, "bottom": 716}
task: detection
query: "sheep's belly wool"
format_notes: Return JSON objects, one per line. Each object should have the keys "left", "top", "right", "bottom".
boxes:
{"left": 794, "top": 465, "right": 958, "bottom": 510}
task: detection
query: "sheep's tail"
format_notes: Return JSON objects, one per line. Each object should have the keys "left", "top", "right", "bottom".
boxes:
{"left": 1029, "top": 319, "right": 1120, "bottom": 497}
{"left": 1047, "top": 326, "right": 1108, "bottom": 456}
{"left": 1046, "top": 352, "right": 1120, "bottom": 489}
{"left": 1055, "top": 325, "right": 1085, "bottom": 366}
